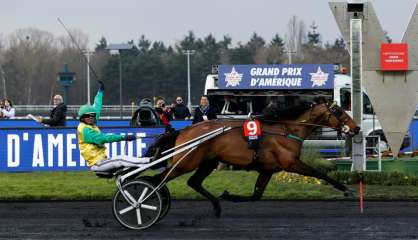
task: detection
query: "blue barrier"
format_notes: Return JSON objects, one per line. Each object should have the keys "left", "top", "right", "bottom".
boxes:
{"left": 170, "top": 120, "right": 192, "bottom": 130}
{"left": 0, "top": 127, "right": 166, "bottom": 172}
{"left": 0, "top": 119, "right": 192, "bottom": 129}
{"left": 0, "top": 119, "right": 128, "bottom": 128}
{"left": 0, "top": 119, "right": 193, "bottom": 172}
{"left": 2, "top": 118, "right": 417, "bottom": 173}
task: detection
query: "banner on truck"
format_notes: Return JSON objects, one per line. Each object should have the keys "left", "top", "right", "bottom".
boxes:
{"left": 218, "top": 64, "right": 334, "bottom": 90}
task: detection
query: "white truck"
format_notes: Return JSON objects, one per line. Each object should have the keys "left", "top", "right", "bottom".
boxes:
{"left": 204, "top": 64, "right": 409, "bottom": 156}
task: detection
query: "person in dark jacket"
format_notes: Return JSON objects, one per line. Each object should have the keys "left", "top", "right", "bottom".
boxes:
{"left": 172, "top": 96, "right": 191, "bottom": 120}
{"left": 36, "top": 95, "right": 67, "bottom": 127}
{"left": 192, "top": 95, "right": 217, "bottom": 124}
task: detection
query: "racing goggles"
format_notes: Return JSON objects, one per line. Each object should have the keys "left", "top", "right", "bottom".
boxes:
{"left": 82, "top": 113, "right": 96, "bottom": 119}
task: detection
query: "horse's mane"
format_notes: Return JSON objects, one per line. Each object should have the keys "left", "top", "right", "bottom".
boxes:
{"left": 261, "top": 101, "right": 311, "bottom": 121}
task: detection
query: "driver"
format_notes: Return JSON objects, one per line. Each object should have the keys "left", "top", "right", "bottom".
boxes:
{"left": 77, "top": 81, "right": 150, "bottom": 172}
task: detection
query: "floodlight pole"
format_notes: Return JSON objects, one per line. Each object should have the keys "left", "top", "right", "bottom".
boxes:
{"left": 106, "top": 43, "right": 134, "bottom": 119}
{"left": 119, "top": 53, "right": 123, "bottom": 119}
{"left": 284, "top": 50, "right": 296, "bottom": 64}
{"left": 182, "top": 49, "right": 195, "bottom": 110}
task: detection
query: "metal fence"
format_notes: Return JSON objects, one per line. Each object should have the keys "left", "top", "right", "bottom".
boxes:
{"left": 14, "top": 105, "right": 139, "bottom": 119}
{"left": 13, "top": 104, "right": 199, "bottom": 119}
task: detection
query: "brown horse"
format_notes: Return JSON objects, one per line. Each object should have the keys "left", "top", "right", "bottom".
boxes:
{"left": 150, "top": 100, "right": 360, "bottom": 217}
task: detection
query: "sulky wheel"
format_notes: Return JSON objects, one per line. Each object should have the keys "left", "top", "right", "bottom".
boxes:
{"left": 136, "top": 176, "right": 171, "bottom": 221}
{"left": 112, "top": 180, "right": 162, "bottom": 230}
{"left": 157, "top": 184, "right": 171, "bottom": 221}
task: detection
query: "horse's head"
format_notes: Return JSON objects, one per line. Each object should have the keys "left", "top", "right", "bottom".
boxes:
{"left": 310, "top": 100, "right": 360, "bottom": 136}
{"left": 261, "top": 99, "right": 360, "bottom": 136}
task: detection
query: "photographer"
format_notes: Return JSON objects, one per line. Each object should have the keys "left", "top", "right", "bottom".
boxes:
{"left": 154, "top": 97, "right": 173, "bottom": 126}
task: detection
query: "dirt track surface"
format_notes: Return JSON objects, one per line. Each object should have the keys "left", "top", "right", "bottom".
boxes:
{"left": 1, "top": 200, "right": 418, "bottom": 239}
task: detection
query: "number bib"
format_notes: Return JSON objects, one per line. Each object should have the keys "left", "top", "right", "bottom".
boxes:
{"left": 243, "top": 120, "right": 261, "bottom": 140}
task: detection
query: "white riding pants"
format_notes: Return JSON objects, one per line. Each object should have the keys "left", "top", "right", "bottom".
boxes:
{"left": 91, "top": 155, "right": 150, "bottom": 172}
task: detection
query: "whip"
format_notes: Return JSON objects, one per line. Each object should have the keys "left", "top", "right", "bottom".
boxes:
{"left": 57, "top": 18, "right": 100, "bottom": 81}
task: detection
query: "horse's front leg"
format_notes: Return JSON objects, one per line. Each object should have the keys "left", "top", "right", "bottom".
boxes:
{"left": 220, "top": 172, "right": 273, "bottom": 202}
{"left": 286, "top": 159, "right": 354, "bottom": 198}
{"left": 187, "top": 158, "right": 222, "bottom": 217}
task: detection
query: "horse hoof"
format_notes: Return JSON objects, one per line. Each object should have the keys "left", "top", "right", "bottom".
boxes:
{"left": 344, "top": 189, "right": 355, "bottom": 198}
{"left": 219, "top": 190, "right": 230, "bottom": 199}
{"left": 214, "top": 208, "right": 221, "bottom": 218}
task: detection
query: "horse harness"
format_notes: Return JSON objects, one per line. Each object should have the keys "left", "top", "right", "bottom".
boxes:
{"left": 239, "top": 117, "right": 304, "bottom": 171}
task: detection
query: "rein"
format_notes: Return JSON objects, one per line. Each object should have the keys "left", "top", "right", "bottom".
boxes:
{"left": 210, "top": 120, "right": 306, "bottom": 144}
{"left": 211, "top": 119, "right": 334, "bottom": 144}
{"left": 261, "top": 119, "right": 340, "bottom": 130}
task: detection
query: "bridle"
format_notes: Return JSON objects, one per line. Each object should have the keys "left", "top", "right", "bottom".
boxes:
{"left": 318, "top": 102, "right": 353, "bottom": 134}
{"left": 262, "top": 102, "right": 351, "bottom": 131}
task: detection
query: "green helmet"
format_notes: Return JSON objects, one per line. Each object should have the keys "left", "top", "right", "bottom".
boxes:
{"left": 78, "top": 105, "right": 96, "bottom": 120}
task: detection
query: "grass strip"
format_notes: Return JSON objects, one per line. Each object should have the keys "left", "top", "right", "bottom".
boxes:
{"left": 0, "top": 171, "right": 417, "bottom": 201}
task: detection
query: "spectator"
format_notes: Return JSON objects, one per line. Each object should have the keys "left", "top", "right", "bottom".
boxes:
{"left": 170, "top": 101, "right": 176, "bottom": 110}
{"left": 36, "top": 94, "right": 67, "bottom": 126}
{"left": 172, "top": 96, "right": 191, "bottom": 120}
{"left": 192, "top": 95, "right": 217, "bottom": 124}
{"left": 154, "top": 96, "right": 174, "bottom": 131}
{"left": 1, "top": 98, "right": 15, "bottom": 119}
{"left": 0, "top": 99, "right": 4, "bottom": 118}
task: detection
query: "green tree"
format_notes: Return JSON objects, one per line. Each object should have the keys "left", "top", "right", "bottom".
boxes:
{"left": 228, "top": 44, "right": 254, "bottom": 64}
{"left": 267, "top": 34, "right": 285, "bottom": 64}
{"left": 271, "top": 34, "right": 285, "bottom": 48}
{"left": 95, "top": 37, "right": 107, "bottom": 51}
{"left": 247, "top": 32, "right": 265, "bottom": 54}
{"left": 307, "top": 22, "right": 321, "bottom": 46}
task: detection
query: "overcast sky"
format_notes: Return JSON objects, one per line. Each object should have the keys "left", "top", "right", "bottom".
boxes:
{"left": 1, "top": 0, "right": 417, "bottom": 48}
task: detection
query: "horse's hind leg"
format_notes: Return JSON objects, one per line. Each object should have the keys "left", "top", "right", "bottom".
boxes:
{"left": 187, "top": 158, "right": 221, "bottom": 217}
{"left": 220, "top": 172, "right": 273, "bottom": 202}
{"left": 287, "top": 160, "right": 353, "bottom": 197}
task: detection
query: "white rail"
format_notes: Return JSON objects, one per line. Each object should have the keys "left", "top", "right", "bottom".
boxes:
{"left": 119, "top": 126, "right": 232, "bottom": 183}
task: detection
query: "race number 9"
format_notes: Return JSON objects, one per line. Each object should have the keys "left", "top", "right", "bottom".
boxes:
{"left": 246, "top": 121, "right": 258, "bottom": 135}
{"left": 243, "top": 120, "right": 261, "bottom": 137}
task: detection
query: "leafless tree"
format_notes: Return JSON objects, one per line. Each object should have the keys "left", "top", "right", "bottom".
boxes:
{"left": 1, "top": 28, "right": 94, "bottom": 105}
{"left": 5, "top": 28, "right": 58, "bottom": 104}
{"left": 253, "top": 48, "right": 268, "bottom": 64}
{"left": 0, "top": 34, "right": 6, "bottom": 98}
{"left": 285, "top": 15, "right": 306, "bottom": 63}
{"left": 56, "top": 29, "right": 90, "bottom": 105}
{"left": 0, "top": 34, "right": 4, "bottom": 51}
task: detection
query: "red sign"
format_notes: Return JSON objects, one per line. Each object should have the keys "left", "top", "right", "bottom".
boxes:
{"left": 243, "top": 120, "right": 261, "bottom": 139}
{"left": 380, "top": 43, "right": 408, "bottom": 71}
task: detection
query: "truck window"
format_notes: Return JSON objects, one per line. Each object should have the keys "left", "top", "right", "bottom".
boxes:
{"left": 340, "top": 88, "right": 374, "bottom": 114}
{"left": 209, "top": 95, "right": 256, "bottom": 115}
{"left": 216, "top": 96, "right": 266, "bottom": 115}
{"left": 340, "top": 88, "right": 351, "bottom": 111}
{"left": 363, "top": 93, "right": 374, "bottom": 115}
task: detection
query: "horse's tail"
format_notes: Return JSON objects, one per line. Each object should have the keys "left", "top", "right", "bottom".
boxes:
{"left": 145, "top": 130, "right": 180, "bottom": 161}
